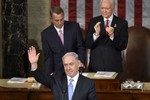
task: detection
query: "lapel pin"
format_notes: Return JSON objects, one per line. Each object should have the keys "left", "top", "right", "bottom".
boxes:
{"left": 114, "top": 24, "right": 117, "bottom": 28}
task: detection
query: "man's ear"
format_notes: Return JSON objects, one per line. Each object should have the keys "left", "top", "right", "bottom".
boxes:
{"left": 75, "top": 60, "right": 80, "bottom": 69}
{"left": 50, "top": 19, "right": 53, "bottom": 24}
{"left": 77, "top": 60, "right": 80, "bottom": 68}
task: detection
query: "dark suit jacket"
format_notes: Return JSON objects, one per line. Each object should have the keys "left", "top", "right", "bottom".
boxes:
{"left": 31, "top": 69, "right": 98, "bottom": 100}
{"left": 86, "top": 15, "right": 128, "bottom": 72}
{"left": 41, "top": 21, "right": 86, "bottom": 75}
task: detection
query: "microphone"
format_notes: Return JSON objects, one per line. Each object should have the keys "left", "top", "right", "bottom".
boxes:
{"left": 62, "top": 89, "right": 66, "bottom": 100}
{"left": 63, "top": 90, "right": 66, "bottom": 93}
{"left": 79, "top": 67, "right": 83, "bottom": 74}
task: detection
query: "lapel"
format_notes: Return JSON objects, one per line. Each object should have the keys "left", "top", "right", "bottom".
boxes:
{"left": 111, "top": 15, "right": 118, "bottom": 35}
{"left": 54, "top": 71, "right": 68, "bottom": 100}
{"left": 99, "top": 16, "right": 107, "bottom": 36}
{"left": 111, "top": 15, "right": 117, "bottom": 28}
{"left": 61, "top": 74, "right": 68, "bottom": 100}
{"left": 52, "top": 25, "right": 64, "bottom": 48}
{"left": 63, "top": 22, "right": 71, "bottom": 49}
{"left": 72, "top": 74, "right": 83, "bottom": 100}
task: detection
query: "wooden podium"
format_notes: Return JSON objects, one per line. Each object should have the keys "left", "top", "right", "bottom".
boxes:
{"left": 1, "top": 73, "right": 150, "bottom": 100}
{"left": 81, "top": 72, "right": 120, "bottom": 91}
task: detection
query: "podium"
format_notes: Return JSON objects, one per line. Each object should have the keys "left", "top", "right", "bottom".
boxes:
{"left": 81, "top": 72, "right": 120, "bottom": 91}
{"left": 1, "top": 73, "right": 150, "bottom": 100}
{"left": 0, "top": 72, "right": 120, "bottom": 100}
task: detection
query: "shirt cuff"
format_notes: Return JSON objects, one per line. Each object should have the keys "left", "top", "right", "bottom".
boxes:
{"left": 109, "top": 34, "right": 114, "bottom": 40}
{"left": 31, "top": 63, "right": 38, "bottom": 71}
{"left": 93, "top": 33, "right": 100, "bottom": 41}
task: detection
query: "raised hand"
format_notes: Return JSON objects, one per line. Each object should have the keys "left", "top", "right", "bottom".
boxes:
{"left": 106, "top": 26, "right": 114, "bottom": 37}
{"left": 28, "top": 46, "right": 40, "bottom": 70}
{"left": 94, "top": 22, "right": 101, "bottom": 36}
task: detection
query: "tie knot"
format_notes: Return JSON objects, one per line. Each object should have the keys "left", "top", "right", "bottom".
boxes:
{"left": 59, "top": 29, "right": 62, "bottom": 33}
{"left": 69, "top": 78, "right": 73, "bottom": 83}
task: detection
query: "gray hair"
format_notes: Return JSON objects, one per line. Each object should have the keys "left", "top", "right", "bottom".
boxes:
{"left": 100, "top": 0, "right": 115, "bottom": 8}
{"left": 62, "top": 52, "right": 79, "bottom": 61}
{"left": 49, "top": 6, "right": 64, "bottom": 18}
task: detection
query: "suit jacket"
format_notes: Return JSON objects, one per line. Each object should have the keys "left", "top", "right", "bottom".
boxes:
{"left": 86, "top": 15, "right": 128, "bottom": 72}
{"left": 31, "top": 69, "right": 98, "bottom": 100}
{"left": 41, "top": 21, "right": 86, "bottom": 75}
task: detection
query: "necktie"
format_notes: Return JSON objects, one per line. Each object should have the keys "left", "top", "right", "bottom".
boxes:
{"left": 68, "top": 78, "right": 73, "bottom": 100}
{"left": 105, "top": 20, "right": 109, "bottom": 36}
{"left": 59, "top": 30, "right": 64, "bottom": 45}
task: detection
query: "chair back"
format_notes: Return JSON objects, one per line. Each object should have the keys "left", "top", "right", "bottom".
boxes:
{"left": 122, "top": 26, "right": 150, "bottom": 82}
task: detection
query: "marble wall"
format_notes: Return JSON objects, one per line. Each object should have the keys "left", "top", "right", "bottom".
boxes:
{"left": 0, "top": 0, "right": 50, "bottom": 78}
{"left": 2, "top": 0, "right": 28, "bottom": 78}
{"left": 27, "top": 0, "right": 50, "bottom": 74}
{"left": 28, "top": 0, "right": 50, "bottom": 49}
{"left": 0, "top": 0, "right": 2, "bottom": 77}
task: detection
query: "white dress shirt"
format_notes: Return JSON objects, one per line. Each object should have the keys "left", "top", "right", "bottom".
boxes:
{"left": 67, "top": 72, "right": 79, "bottom": 92}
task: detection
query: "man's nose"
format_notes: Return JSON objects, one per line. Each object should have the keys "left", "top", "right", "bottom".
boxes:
{"left": 58, "top": 20, "right": 62, "bottom": 24}
{"left": 66, "top": 65, "right": 71, "bottom": 70}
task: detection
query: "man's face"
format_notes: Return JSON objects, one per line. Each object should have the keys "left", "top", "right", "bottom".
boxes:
{"left": 51, "top": 12, "right": 64, "bottom": 29}
{"left": 63, "top": 55, "right": 79, "bottom": 77}
{"left": 100, "top": 0, "right": 114, "bottom": 19}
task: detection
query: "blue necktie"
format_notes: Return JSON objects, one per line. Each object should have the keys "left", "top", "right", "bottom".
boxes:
{"left": 68, "top": 78, "right": 73, "bottom": 100}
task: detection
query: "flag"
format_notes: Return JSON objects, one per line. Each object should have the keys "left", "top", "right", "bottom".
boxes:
{"left": 51, "top": 0, "right": 150, "bottom": 31}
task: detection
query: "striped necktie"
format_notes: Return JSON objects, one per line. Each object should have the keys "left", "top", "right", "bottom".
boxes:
{"left": 59, "top": 29, "right": 64, "bottom": 45}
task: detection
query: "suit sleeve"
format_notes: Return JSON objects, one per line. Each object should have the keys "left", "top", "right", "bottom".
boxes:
{"left": 112, "top": 20, "right": 128, "bottom": 50}
{"left": 76, "top": 23, "right": 86, "bottom": 65}
{"left": 41, "top": 31, "right": 54, "bottom": 75}
{"left": 87, "top": 80, "right": 98, "bottom": 100}
{"left": 31, "top": 68, "right": 53, "bottom": 89}
{"left": 85, "top": 19, "right": 96, "bottom": 49}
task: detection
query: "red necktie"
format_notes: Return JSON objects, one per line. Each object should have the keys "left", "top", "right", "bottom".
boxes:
{"left": 105, "top": 20, "right": 109, "bottom": 36}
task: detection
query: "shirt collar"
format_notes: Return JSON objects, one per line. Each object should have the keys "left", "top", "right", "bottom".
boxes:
{"left": 67, "top": 72, "right": 79, "bottom": 85}
{"left": 54, "top": 26, "right": 64, "bottom": 35}
{"left": 104, "top": 14, "right": 114, "bottom": 22}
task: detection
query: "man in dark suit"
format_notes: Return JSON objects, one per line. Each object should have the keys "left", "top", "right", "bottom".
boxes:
{"left": 28, "top": 46, "right": 98, "bottom": 100}
{"left": 86, "top": 0, "right": 128, "bottom": 72}
{"left": 41, "top": 7, "right": 86, "bottom": 75}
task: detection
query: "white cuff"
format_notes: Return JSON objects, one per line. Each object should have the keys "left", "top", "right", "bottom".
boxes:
{"left": 93, "top": 33, "right": 100, "bottom": 41}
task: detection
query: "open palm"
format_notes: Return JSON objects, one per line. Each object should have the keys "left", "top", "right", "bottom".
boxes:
{"left": 28, "top": 46, "right": 40, "bottom": 64}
